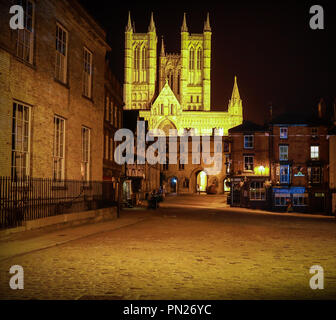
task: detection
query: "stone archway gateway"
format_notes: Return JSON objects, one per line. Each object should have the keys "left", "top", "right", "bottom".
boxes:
{"left": 196, "top": 171, "right": 207, "bottom": 192}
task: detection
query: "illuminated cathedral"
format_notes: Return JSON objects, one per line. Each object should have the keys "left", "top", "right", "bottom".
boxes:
{"left": 123, "top": 12, "right": 243, "bottom": 136}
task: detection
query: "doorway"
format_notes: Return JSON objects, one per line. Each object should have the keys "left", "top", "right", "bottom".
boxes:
{"left": 196, "top": 171, "right": 207, "bottom": 192}
{"left": 170, "top": 177, "right": 178, "bottom": 193}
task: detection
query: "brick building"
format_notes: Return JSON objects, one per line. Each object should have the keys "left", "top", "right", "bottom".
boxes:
{"left": 0, "top": 0, "right": 110, "bottom": 181}
{"left": 228, "top": 108, "right": 333, "bottom": 214}
{"left": 228, "top": 121, "right": 272, "bottom": 209}
{"left": 270, "top": 113, "right": 330, "bottom": 213}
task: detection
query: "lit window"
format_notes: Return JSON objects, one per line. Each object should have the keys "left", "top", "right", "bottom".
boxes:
{"left": 275, "top": 194, "right": 288, "bottom": 206}
{"left": 293, "top": 194, "right": 308, "bottom": 206}
{"left": 55, "top": 24, "right": 68, "bottom": 83}
{"left": 279, "top": 145, "right": 288, "bottom": 161}
{"left": 280, "top": 127, "right": 288, "bottom": 139}
{"left": 244, "top": 135, "right": 253, "bottom": 149}
{"left": 250, "top": 181, "right": 265, "bottom": 200}
{"left": 244, "top": 155, "right": 254, "bottom": 171}
{"left": 81, "top": 127, "right": 90, "bottom": 182}
{"left": 16, "top": 0, "right": 34, "bottom": 64}
{"left": 12, "top": 102, "right": 31, "bottom": 179}
{"left": 280, "top": 164, "right": 290, "bottom": 184}
{"left": 310, "top": 146, "right": 319, "bottom": 160}
{"left": 53, "top": 116, "right": 65, "bottom": 181}
{"left": 83, "top": 48, "right": 93, "bottom": 98}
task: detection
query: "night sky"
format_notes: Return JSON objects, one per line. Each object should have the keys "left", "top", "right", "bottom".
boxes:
{"left": 79, "top": 0, "right": 334, "bottom": 125}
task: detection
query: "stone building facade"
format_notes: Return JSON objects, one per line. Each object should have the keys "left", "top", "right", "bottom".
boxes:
{"left": 122, "top": 12, "right": 243, "bottom": 194}
{"left": 103, "top": 56, "right": 124, "bottom": 201}
{"left": 124, "top": 12, "right": 243, "bottom": 136}
{"left": 0, "top": 0, "right": 110, "bottom": 181}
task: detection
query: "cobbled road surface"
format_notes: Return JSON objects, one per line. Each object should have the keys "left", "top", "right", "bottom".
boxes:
{"left": 0, "top": 195, "right": 335, "bottom": 300}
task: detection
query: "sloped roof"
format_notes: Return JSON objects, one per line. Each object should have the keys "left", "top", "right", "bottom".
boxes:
{"left": 229, "top": 120, "right": 267, "bottom": 133}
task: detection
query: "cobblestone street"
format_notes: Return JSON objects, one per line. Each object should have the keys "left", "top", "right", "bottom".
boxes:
{"left": 0, "top": 195, "right": 336, "bottom": 300}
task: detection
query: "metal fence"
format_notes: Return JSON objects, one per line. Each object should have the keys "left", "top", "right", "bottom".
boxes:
{"left": 0, "top": 177, "right": 118, "bottom": 229}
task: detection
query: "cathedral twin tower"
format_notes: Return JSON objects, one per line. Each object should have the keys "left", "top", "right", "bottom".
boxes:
{"left": 124, "top": 12, "right": 243, "bottom": 136}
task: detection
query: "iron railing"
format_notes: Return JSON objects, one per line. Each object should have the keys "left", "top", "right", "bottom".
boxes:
{"left": 0, "top": 177, "right": 118, "bottom": 229}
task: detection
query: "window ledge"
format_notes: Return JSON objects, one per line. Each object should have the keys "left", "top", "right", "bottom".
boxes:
{"left": 13, "top": 55, "right": 36, "bottom": 70}
{"left": 54, "top": 78, "right": 70, "bottom": 89}
{"left": 82, "top": 95, "right": 94, "bottom": 103}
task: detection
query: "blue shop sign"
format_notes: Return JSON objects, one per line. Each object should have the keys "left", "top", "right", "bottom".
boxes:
{"left": 273, "top": 187, "right": 305, "bottom": 194}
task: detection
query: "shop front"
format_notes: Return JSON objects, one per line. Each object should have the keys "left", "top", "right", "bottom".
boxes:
{"left": 272, "top": 186, "right": 308, "bottom": 212}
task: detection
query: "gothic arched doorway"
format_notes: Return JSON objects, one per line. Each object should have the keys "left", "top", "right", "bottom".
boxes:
{"left": 158, "top": 119, "right": 177, "bottom": 136}
{"left": 196, "top": 171, "right": 207, "bottom": 192}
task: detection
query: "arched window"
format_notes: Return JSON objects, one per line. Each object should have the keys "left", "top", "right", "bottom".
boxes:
{"left": 134, "top": 46, "right": 140, "bottom": 70}
{"left": 177, "top": 74, "right": 180, "bottom": 94}
{"left": 142, "top": 47, "right": 146, "bottom": 70}
{"left": 197, "top": 48, "right": 202, "bottom": 70}
{"left": 170, "top": 73, "right": 174, "bottom": 90}
{"left": 189, "top": 47, "right": 195, "bottom": 70}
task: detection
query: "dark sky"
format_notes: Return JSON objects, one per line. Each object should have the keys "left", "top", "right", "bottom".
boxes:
{"left": 79, "top": 0, "right": 335, "bottom": 124}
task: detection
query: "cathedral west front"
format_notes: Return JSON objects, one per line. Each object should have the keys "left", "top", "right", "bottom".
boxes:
{"left": 123, "top": 12, "right": 244, "bottom": 194}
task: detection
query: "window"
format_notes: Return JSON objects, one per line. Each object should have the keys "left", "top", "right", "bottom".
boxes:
{"left": 279, "top": 145, "right": 288, "bottom": 161}
{"left": 244, "top": 135, "right": 253, "bottom": 149}
{"left": 81, "top": 127, "right": 90, "bottom": 181}
{"left": 244, "top": 155, "right": 254, "bottom": 171}
{"left": 293, "top": 194, "right": 308, "bottom": 206}
{"left": 55, "top": 24, "right": 68, "bottom": 83}
{"left": 53, "top": 116, "right": 65, "bottom": 181}
{"left": 275, "top": 194, "right": 289, "bottom": 206}
{"left": 250, "top": 181, "right": 265, "bottom": 200}
{"left": 311, "top": 127, "right": 318, "bottom": 138}
{"left": 105, "top": 96, "right": 109, "bottom": 121}
{"left": 142, "top": 47, "right": 147, "bottom": 82}
{"left": 133, "top": 45, "right": 140, "bottom": 82}
{"left": 280, "top": 127, "right": 288, "bottom": 139}
{"left": 197, "top": 48, "right": 202, "bottom": 70}
{"left": 310, "top": 146, "right": 319, "bottom": 160}
{"left": 16, "top": 0, "right": 34, "bottom": 64}
{"left": 83, "top": 48, "right": 93, "bottom": 98}
{"left": 311, "top": 167, "right": 321, "bottom": 183}
{"left": 189, "top": 48, "right": 195, "bottom": 70}
{"left": 109, "top": 136, "right": 113, "bottom": 161}
{"left": 104, "top": 134, "right": 108, "bottom": 160}
{"left": 280, "top": 165, "right": 290, "bottom": 184}
{"left": 11, "top": 102, "right": 31, "bottom": 179}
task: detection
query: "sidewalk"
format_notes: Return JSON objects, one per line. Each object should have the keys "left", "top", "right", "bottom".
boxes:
{"left": 0, "top": 210, "right": 149, "bottom": 262}
{"left": 160, "top": 194, "right": 334, "bottom": 220}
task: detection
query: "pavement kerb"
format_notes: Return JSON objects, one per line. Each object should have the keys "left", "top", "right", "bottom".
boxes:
{"left": 160, "top": 203, "right": 335, "bottom": 220}
{"left": 0, "top": 214, "right": 150, "bottom": 262}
